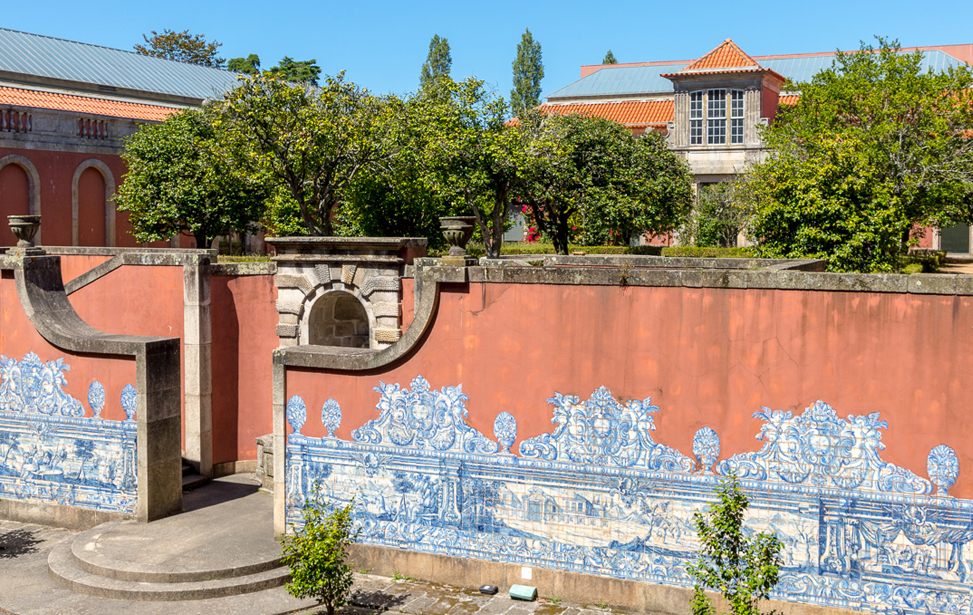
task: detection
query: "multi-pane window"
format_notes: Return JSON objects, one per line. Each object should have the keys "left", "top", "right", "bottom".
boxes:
{"left": 689, "top": 89, "right": 745, "bottom": 145}
{"left": 689, "top": 91, "right": 704, "bottom": 145}
{"left": 706, "top": 89, "right": 726, "bottom": 144}
{"left": 730, "top": 90, "right": 744, "bottom": 144}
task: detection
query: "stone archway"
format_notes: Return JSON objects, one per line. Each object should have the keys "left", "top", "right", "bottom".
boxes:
{"left": 72, "top": 159, "right": 116, "bottom": 247}
{"left": 306, "top": 290, "right": 370, "bottom": 348}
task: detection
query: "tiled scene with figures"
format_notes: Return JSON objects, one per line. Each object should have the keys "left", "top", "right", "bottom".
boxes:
{"left": 0, "top": 352, "right": 137, "bottom": 514}
{"left": 286, "top": 376, "right": 973, "bottom": 615}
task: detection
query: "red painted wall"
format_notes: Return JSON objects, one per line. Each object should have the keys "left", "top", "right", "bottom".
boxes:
{"left": 211, "top": 273, "right": 278, "bottom": 464}
{"left": 67, "top": 264, "right": 186, "bottom": 444}
{"left": 0, "top": 148, "right": 170, "bottom": 248}
{"left": 0, "top": 271, "right": 137, "bottom": 421}
{"left": 286, "top": 282, "right": 973, "bottom": 499}
{"left": 0, "top": 163, "right": 30, "bottom": 247}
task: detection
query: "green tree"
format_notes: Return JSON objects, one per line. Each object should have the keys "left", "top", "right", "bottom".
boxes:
{"left": 280, "top": 496, "right": 360, "bottom": 615}
{"left": 603, "top": 50, "right": 617, "bottom": 64}
{"left": 745, "top": 37, "right": 973, "bottom": 271}
{"left": 416, "top": 77, "right": 525, "bottom": 258}
{"left": 268, "top": 57, "right": 322, "bottom": 86}
{"left": 227, "top": 54, "right": 261, "bottom": 75}
{"left": 686, "top": 474, "right": 783, "bottom": 615}
{"left": 510, "top": 28, "right": 544, "bottom": 118}
{"left": 216, "top": 72, "right": 395, "bottom": 236}
{"left": 419, "top": 35, "right": 452, "bottom": 91}
{"left": 134, "top": 29, "right": 225, "bottom": 68}
{"left": 519, "top": 112, "right": 691, "bottom": 253}
{"left": 579, "top": 129, "right": 694, "bottom": 247}
{"left": 682, "top": 182, "right": 751, "bottom": 248}
{"left": 116, "top": 108, "right": 267, "bottom": 248}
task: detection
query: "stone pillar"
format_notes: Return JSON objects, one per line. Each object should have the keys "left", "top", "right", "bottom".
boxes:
{"left": 182, "top": 255, "right": 212, "bottom": 477}
{"left": 744, "top": 86, "right": 762, "bottom": 146}
{"left": 671, "top": 91, "right": 689, "bottom": 148}
{"left": 137, "top": 339, "right": 183, "bottom": 522}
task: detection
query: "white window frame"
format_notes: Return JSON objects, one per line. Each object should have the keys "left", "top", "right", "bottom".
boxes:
{"left": 688, "top": 89, "right": 745, "bottom": 146}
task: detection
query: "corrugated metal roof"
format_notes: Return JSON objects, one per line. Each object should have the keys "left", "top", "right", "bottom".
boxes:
{"left": 0, "top": 28, "right": 240, "bottom": 102}
{"left": 547, "top": 62, "right": 690, "bottom": 99}
{"left": 549, "top": 50, "right": 969, "bottom": 100}
{"left": 0, "top": 85, "right": 179, "bottom": 121}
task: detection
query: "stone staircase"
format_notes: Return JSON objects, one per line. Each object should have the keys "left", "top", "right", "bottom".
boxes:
{"left": 47, "top": 475, "right": 292, "bottom": 602}
{"left": 181, "top": 458, "right": 210, "bottom": 491}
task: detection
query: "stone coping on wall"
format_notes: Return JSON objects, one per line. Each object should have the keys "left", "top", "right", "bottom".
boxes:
{"left": 266, "top": 236, "right": 427, "bottom": 259}
{"left": 0, "top": 248, "right": 212, "bottom": 270}
{"left": 478, "top": 253, "right": 826, "bottom": 271}
{"left": 274, "top": 257, "right": 973, "bottom": 372}
{"left": 209, "top": 262, "right": 276, "bottom": 276}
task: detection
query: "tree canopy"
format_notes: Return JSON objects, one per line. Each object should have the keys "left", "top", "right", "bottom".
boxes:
{"left": 419, "top": 35, "right": 452, "bottom": 91}
{"left": 215, "top": 72, "right": 395, "bottom": 236}
{"left": 510, "top": 29, "right": 544, "bottom": 118}
{"left": 743, "top": 37, "right": 973, "bottom": 271}
{"left": 602, "top": 50, "right": 617, "bottom": 64}
{"left": 227, "top": 54, "right": 261, "bottom": 75}
{"left": 115, "top": 108, "right": 267, "bottom": 248}
{"left": 268, "top": 57, "right": 322, "bottom": 86}
{"left": 134, "top": 29, "right": 225, "bottom": 68}
{"left": 518, "top": 113, "right": 692, "bottom": 253}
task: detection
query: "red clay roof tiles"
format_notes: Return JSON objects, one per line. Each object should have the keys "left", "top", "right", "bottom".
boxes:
{"left": 682, "top": 39, "right": 761, "bottom": 71}
{"left": 539, "top": 100, "right": 674, "bottom": 127}
{"left": 0, "top": 86, "right": 178, "bottom": 121}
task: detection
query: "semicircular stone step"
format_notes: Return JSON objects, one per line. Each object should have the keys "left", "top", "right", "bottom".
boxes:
{"left": 69, "top": 521, "right": 282, "bottom": 583}
{"left": 48, "top": 540, "right": 290, "bottom": 601}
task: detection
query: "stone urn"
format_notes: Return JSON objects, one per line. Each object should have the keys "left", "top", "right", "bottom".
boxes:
{"left": 7, "top": 215, "right": 40, "bottom": 248}
{"left": 440, "top": 216, "right": 476, "bottom": 257}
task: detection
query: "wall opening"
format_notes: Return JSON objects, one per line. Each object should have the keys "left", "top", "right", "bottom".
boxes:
{"left": 78, "top": 167, "right": 107, "bottom": 246}
{"left": 307, "top": 291, "right": 370, "bottom": 348}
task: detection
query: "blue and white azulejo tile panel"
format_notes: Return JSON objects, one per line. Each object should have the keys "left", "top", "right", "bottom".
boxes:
{"left": 0, "top": 352, "right": 137, "bottom": 514}
{"left": 285, "top": 375, "right": 973, "bottom": 614}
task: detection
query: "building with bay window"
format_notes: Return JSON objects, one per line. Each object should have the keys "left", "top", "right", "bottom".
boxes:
{"left": 542, "top": 39, "right": 973, "bottom": 251}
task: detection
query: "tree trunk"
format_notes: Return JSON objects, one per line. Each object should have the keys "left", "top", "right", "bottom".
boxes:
{"left": 194, "top": 232, "right": 212, "bottom": 250}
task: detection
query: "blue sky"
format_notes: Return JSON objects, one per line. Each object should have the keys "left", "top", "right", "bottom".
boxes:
{"left": 5, "top": 0, "right": 973, "bottom": 100}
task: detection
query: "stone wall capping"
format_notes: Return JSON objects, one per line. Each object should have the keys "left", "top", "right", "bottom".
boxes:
{"left": 271, "top": 254, "right": 404, "bottom": 264}
{"left": 209, "top": 262, "right": 276, "bottom": 276}
{"left": 266, "top": 236, "right": 427, "bottom": 252}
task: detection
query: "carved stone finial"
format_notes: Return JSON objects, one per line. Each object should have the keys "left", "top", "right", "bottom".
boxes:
{"left": 439, "top": 216, "right": 477, "bottom": 266}
{"left": 7, "top": 214, "right": 42, "bottom": 255}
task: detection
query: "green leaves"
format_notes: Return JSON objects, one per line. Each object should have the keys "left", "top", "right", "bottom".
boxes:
{"left": 686, "top": 474, "right": 783, "bottom": 615}
{"left": 115, "top": 108, "right": 267, "bottom": 249}
{"left": 745, "top": 37, "right": 973, "bottom": 271}
{"left": 134, "top": 29, "right": 224, "bottom": 68}
{"left": 280, "top": 495, "right": 360, "bottom": 615}
{"left": 217, "top": 72, "right": 394, "bottom": 236}
{"left": 511, "top": 29, "right": 544, "bottom": 119}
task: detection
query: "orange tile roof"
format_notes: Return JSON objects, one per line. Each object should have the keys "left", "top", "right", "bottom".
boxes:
{"left": 779, "top": 94, "right": 799, "bottom": 105}
{"left": 539, "top": 100, "right": 674, "bottom": 127}
{"left": 0, "top": 86, "right": 179, "bottom": 121}
{"left": 683, "top": 39, "right": 760, "bottom": 71}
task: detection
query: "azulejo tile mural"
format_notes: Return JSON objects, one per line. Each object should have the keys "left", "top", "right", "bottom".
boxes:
{"left": 285, "top": 376, "right": 972, "bottom": 614}
{"left": 0, "top": 352, "right": 137, "bottom": 514}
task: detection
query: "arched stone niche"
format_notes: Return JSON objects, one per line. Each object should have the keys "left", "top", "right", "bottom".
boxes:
{"left": 269, "top": 237, "right": 427, "bottom": 350}
{"left": 305, "top": 290, "right": 372, "bottom": 348}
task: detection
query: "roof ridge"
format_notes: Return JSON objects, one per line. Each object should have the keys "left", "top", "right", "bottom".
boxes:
{"left": 683, "top": 39, "right": 760, "bottom": 71}
{"left": 0, "top": 27, "right": 231, "bottom": 73}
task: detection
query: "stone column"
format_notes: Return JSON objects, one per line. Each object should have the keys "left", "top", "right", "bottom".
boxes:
{"left": 671, "top": 91, "right": 689, "bottom": 148}
{"left": 182, "top": 255, "right": 212, "bottom": 477}
{"left": 744, "top": 86, "right": 762, "bottom": 146}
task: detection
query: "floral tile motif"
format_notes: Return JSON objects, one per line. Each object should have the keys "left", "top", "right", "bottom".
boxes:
{"left": 285, "top": 379, "right": 971, "bottom": 614}
{"left": 0, "top": 352, "right": 137, "bottom": 514}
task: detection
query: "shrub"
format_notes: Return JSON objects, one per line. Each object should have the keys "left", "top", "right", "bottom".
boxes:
{"left": 686, "top": 474, "right": 783, "bottom": 615}
{"left": 661, "top": 247, "right": 755, "bottom": 258}
{"left": 280, "top": 497, "right": 360, "bottom": 615}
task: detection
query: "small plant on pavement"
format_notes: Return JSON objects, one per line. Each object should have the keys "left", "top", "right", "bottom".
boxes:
{"left": 280, "top": 495, "right": 359, "bottom": 615}
{"left": 686, "top": 474, "right": 783, "bottom": 615}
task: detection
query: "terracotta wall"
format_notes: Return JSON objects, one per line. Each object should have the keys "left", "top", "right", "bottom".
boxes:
{"left": 0, "top": 148, "right": 168, "bottom": 248}
{"left": 211, "top": 273, "right": 278, "bottom": 464}
{"left": 0, "top": 271, "right": 137, "bottom": 420}
{"left": 286, "top": 282, "right": 973, "bottom": 499}
{"left": 67, "top": 265, "right": 186, "bottom": 443}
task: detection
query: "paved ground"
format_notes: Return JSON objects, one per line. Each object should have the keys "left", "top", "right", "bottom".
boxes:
{"left": 0, "top": 474, "right": 627, "bottom": 615}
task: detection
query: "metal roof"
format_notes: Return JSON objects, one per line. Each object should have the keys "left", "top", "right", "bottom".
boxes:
{"left": 548, "top": 50, "right": 969, "bottom": 100}
{"left": 0, "top": 28, "right": 240, "bottom": 102}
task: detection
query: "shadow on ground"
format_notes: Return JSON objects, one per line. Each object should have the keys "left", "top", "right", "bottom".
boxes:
{"left": 0, "top": 528, "right": 41, "bottom": 559}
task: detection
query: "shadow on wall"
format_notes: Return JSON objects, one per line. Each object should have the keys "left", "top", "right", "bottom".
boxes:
{"left": 308, "top": 291, "right": 369, "bottom": 348}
